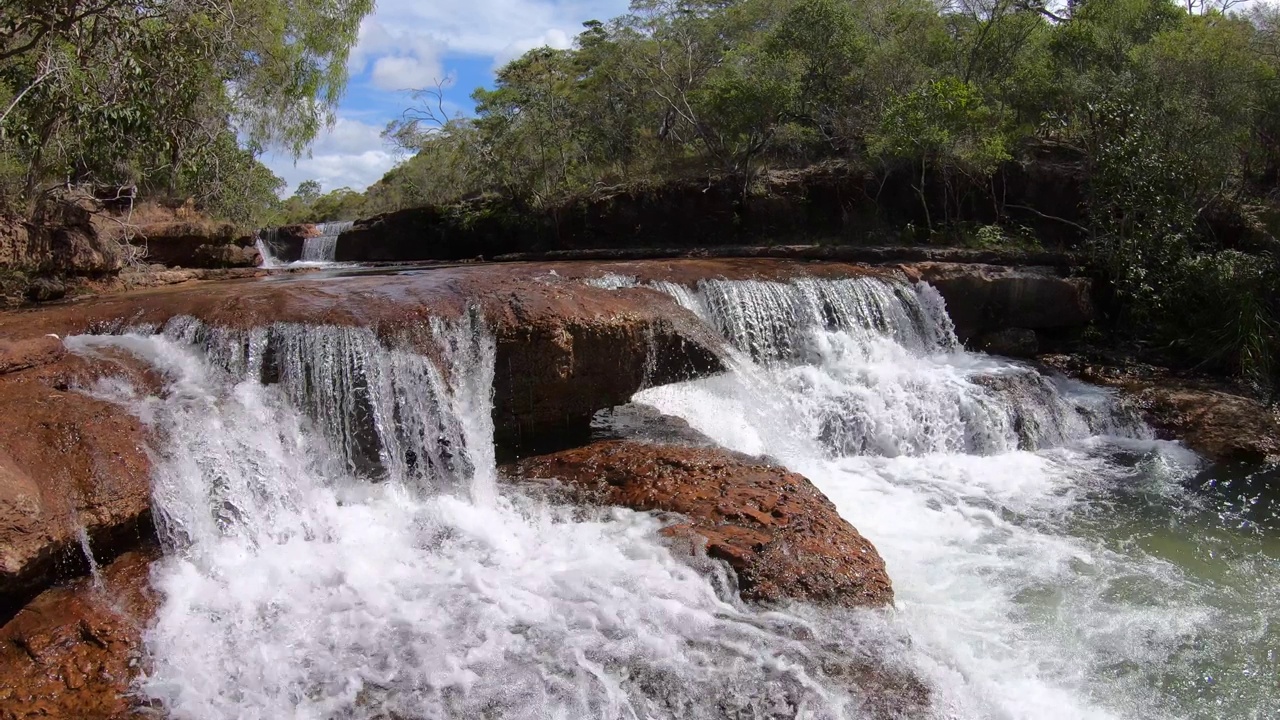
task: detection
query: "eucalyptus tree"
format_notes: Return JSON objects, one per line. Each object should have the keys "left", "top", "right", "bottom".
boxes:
{"left": 0, "top": 0, "right": 373, "bottom": 218}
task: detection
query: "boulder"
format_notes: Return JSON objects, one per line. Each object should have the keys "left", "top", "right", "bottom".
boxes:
{"left": 485, "top": 285, "right": 724, "bottom": 457}
{"left": 511, "top": 441, "right": 894, "bottom": 607}
{"left": 0, "top": 356, "right": 153, "bottom": 615}
{"left": 0, "top": 548, "right": 158, "bottom": 720}
{"left": 908, "top": 262, "right": 1092, "bottom": 342}
{"left": 24, "top": 276, "right": 66, "bottom": 303}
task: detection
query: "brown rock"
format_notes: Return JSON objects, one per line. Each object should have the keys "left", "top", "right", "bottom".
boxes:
{"left": 908, "top": 262, "right": 1092, "bottom": 342}
{"left": 0, "top": 548, "right": 159, "bottom": 720}
{"left": 0, "top": 356, "right": 153, "bottom": 613}
{"left": 1040, "top": 354, "right": 1280, "bottom": 463}
{"left": 0, "top": 337, "right": 66, "bottom": 375}
{"left": 131, "top": 221, "right": 258, "bottom": 269}
{"left": 512, "top": 441, "right": 893, "bottom": 607}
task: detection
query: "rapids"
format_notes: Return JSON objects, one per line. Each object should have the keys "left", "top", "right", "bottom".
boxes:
{"left": 62, "top": 270, "right": 1280, "bottom": 719}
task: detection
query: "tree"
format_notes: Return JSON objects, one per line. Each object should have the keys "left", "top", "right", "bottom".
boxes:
{"left": 0, "top": 0, "right": 373, "bottom": 217}
{"left": 295, "top": 180, "right": 323, "bottom": 204}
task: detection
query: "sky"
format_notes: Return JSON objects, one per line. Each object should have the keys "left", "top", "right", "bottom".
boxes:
{"left": 262, "top": 0, "right": 631, "bottom": 195}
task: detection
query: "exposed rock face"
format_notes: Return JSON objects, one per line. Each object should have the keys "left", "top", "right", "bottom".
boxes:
{"left": 907, "top": 262, "right": 1092, "bottom": 343}
{"left": 130, "top": 221, "right": 260, "bottom": 269}
{"left": 1, "top": 197, "right": 125, "bottom": 277}
{"left": 512, "top": 440, "right": 894, "bottom": 607}
{"left": 975, "top": 327, "right": 1039, "bottom": 358}
{"left": 0, "top": 548, "right": 158, "bottom": 720}
{"left": 0, "top": 354, "right": 153, "bottom": 615}
{"left": 486, "top": 284, "right": 723, "bottom": 456}
{"left": 1041, "top": 354, "right": 1280, "bottom": 463}
{"left": 260, "top": 223, "right": 320, "bottom": 263}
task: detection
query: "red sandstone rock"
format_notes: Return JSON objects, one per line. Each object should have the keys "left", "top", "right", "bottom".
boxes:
{"left": 0, "top": 548, "right": 158, "bottom": 720}
{"left": 0, "top": 356, "right": 153, "bottom": 611}
{"left": 0, "top": 337, "right": 66, "bottom": 375}
{"left": 512, "top": 440, "right": 894, "bottom": 607}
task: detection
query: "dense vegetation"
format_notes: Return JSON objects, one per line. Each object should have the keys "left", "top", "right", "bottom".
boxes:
{"left": 286, "top": 0, "right": 1278, "bottom": 391}
{"left": 0, "top": 0, "right": 373, "bottom": 224}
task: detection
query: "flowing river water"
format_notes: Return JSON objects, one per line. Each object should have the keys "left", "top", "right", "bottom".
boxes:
{"left": 65, "top": 272, "right": 1279, "bottom": 719}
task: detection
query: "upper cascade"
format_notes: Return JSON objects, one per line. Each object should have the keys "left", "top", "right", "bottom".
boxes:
{"left": 630, "top": 273, "right": 1145, "bottom": 457}
{"left": 300, "top": 220, "right": 354, "bottom": 263}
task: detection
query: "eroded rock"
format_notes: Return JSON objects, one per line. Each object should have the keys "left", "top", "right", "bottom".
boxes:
{"left": 130, "top": 221, "right": 260, "bottom": 269}
{"left": 1040, "top": 354, "right": 1280, "bottom": 463}
{"left": 0, "top": 356, "right": 153, "bottom": 614}
{"left": 511, "top": 440, "right": 894, "bottom": 607}
{"left": 908, "top": 262, "right": 1091, "bottom": 343}
{"left": 0, "top": 548, "right": 158, "bottom": 720}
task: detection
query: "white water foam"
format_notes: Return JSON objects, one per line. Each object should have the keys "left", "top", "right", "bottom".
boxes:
{"left": 68, "top": 316, "right": 922, "bottom": 720}
{"left": 634, "top": 275, "right": 1280, "bottom": 719}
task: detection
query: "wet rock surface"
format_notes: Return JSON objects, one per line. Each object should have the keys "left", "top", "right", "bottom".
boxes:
{"left": 511, "top": 440, "right": 894, "bottom": 607}
{"left": 1041, "top": 354, "right": 1280, "bottom": 463}
{"left": 0, "top": 354, "right": 154, "bottom": 616}
{"left": 0, "top": 548, "right": 158, "bottom": 720}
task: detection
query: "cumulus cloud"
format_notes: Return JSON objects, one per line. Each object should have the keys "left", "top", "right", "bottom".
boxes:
{"left": 494, "top": 28, "right": 574, "bottom": 69}
{"left": 264, "top": 118, "right": 399, "bottom": 195}
{"left": 357, "top": 0, "right": 626, "bottom": 65}
{"left": 351, "top": 22, "right": 449, "bottom": 91}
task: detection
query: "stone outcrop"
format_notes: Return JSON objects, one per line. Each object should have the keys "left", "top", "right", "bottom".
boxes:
{"left": 512, "top": 440, "right": 894, "bottom": 607}
{"left": 1, "top": 197, "right": 125, "bottom": 278}
{"left": 906, "top": 262, "right": 1093, "bottom": 344}
{"left": 1041, "top": 354, "right": 1280, "bottom": 463}
{"left": 0, "top": 548, "right": 158, "bottom": 720}
{"left": 128, "top": 221, "right": 260, "bottom": 269}
{"left": 259, "top": 223, "right": 320, "bottom": 263}
{"left": 0, "top": 353, "right": 153, "bottom": 616}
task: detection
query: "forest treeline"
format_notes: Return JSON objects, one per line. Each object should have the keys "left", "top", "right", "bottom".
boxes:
{"left": 288, "top": 0, "right": 1279, "bottom": 390}
{"left": 0, "top": 0, "right": 373, "bottom": 224}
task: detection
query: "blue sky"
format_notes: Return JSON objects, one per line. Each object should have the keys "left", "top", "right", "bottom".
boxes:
{"left": 263, "top": 0, "right": 631, "bottom": 195}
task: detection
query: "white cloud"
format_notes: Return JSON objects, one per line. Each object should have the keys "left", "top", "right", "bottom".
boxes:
{"left": 355, "top": 0, "right": 627, "bottom": 66}
{"left": 352, "top": 22, "right": 449, "bottom": 90}
{"left": 494, "top": 28, "right": 574, "bottom": 69}
{"left": 263, "top": 118, "right": 400, "bottom": 194}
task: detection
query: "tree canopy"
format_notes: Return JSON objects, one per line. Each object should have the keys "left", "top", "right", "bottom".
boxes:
{"left": 0, "top": 0, "right": 373, "bottom": 223}
{"left": 351, "top": 0, "right": 1280, "bottom": 389}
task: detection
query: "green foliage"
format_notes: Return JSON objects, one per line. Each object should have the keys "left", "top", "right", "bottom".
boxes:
{"left": 0, "top": 0, "right": 373, "bottom": 220}
{"left": 348, "top": 0, "right": 1280, "bottom": 389}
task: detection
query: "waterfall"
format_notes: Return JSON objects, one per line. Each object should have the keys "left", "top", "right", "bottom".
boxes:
{"left": 58, "top": 268, "right": 1280, "bottom": 719}
{"left": 300, "top": 220, "right": 354, "bottom": 263}
{"left": 630, "top": 274, "right": 1279, "bottom": 719}
{"left": 254, "top": 228, "right": 280, "bottom": 268}
{"left": 66, "top": 314, "right": 919, "bottom": 720}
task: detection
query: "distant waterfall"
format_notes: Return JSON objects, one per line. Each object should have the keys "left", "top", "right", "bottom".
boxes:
{"left": 254, "top": 228, "right": 281, "bottom": 268}
{"left": 300, "top": 220, "right": 354, "bottom": 263}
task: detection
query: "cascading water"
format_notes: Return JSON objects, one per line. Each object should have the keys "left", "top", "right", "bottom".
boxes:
{"left": 253, "top": 228, "right": 280, "bottom": 268}
{"left": 299, "top": 220, "right": 354, "bottom": 263}
{"left": 627, "top": 273, "right": 1280, "bottom": 719}
{"left": 68, "top": 313, "right": 925, "bottom": 719}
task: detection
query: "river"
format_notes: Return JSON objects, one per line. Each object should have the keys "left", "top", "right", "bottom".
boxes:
{"left": 65, "top": 271, "right": 1278, "bottom": 718}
